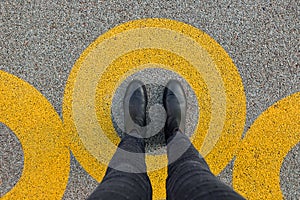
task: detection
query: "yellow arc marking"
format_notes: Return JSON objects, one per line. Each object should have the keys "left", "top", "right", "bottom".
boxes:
{"left": 63, "top": 18, "right": 246, "bottom": 200}
{"left": 0, "top": 70, "right": 70, "bottom": 200}
{"left": 233, "top": 92, "right": 300, "bottom": 199}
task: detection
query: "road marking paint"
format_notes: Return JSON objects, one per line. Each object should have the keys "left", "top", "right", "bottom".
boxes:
{"left": 233, "top": 92, "right": 300, "bottom": 199}
{"left": 0, "top": 18, "right": 298, "bottom": 200}
{"left": 0, "top": 70, "right": 70, "bottom": 200}
{"left": 63, "top": 18, "right": 246, "bottom": 199}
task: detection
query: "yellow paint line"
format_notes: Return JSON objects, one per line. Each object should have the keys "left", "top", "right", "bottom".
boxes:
{"left": 0, "top": 70, "right": 70, "bottom": 200}
{"left": 233, "top": 92, "right": 300, "bottom": 199}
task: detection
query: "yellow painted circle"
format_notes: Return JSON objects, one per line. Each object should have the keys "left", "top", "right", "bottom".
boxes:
{"left": 63, "top": 18, "right": 246, "bottom": 199}
{"left": 0, "top": 70, "right": 70, "bottom": 200}
{"left": 233, "top": 92, "right": 300, "bottom": 199}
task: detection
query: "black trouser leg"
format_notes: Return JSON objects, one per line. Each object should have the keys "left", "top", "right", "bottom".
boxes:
{"left": 87, "top": 134, "right": 152, "bottom": 200}
{"left": 166, "top": 131, "right": 245, "bottom": 200}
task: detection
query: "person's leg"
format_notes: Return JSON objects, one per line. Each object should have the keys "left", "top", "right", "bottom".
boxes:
{"left": 88, "top": 80, "right": 152, "bottom": 200}
{"left": 87, "top": 133, "right": 152, "bottom": 200}
{"left": 166, "top": 131, "right": 244, "bottom": 200}
{"left": 163, "top": 80, "right": 244, "bottom": 200}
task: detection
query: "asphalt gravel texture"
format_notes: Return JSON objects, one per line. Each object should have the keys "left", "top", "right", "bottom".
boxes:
{"left": 0, "top": 1, "right": 299, "bottom": 199}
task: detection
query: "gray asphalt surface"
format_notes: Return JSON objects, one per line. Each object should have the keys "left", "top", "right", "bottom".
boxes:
{"left": 1, "top": 1, "right": 299, "bottom": 199}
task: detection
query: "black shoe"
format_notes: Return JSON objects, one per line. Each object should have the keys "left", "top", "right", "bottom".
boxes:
{"left": 163, "top": 80, "right": 187, "bottom": 140}
{"left": 123, "top": 80, "right": 147, "bottom": 137}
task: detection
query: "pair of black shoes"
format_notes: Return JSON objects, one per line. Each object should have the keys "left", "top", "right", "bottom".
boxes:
{"left": 124, "top": 80, "right": 186, "bottom": 140}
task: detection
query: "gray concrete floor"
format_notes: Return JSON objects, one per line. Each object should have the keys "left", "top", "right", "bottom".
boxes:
{"left": 1, "top": 1, "right": 299, "bottom": 199}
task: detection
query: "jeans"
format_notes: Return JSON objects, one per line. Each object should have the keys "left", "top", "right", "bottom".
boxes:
{"left": 87, "top": 131, "right": 244, "bottom": 200}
